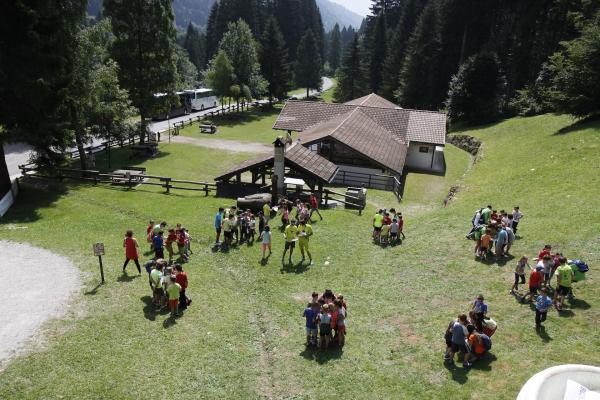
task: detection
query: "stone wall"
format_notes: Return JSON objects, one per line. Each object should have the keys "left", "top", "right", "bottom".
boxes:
{"left": 447, "top": 134, "right": 482, "bottom": 157}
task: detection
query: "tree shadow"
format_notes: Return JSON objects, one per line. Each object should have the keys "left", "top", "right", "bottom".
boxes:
{"left": 553, "top": 115, "right": 600, "bottom": 136}
{"left": 299, "top": 345, "right": 343, "bottom": 365}
{"left": 568, "top": 298, "right": 591, "bottom": 310}
{"left": 444, "top": 361, "right": 469, "bottom": 384}
{"left": 1, "top": 181, "right": 68, "bottom": 223}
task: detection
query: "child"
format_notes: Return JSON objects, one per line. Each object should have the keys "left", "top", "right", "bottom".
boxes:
{"left": 223, "top": 214, "right": 235, "bottom": 247}
{"left": 166, "top": 275, "right": 182, "bottom": 317}
{"left": 259, "top": 225, "right": 272, "bottom": 260}
{"left": 248, "top": 213, "right": 256, "bottom": 243}
{"left": 184, "top": 228, "right": 193, "bottom": 255}
{"left": 372, "top": 210, "right": 383, "bottom": 240}
{"left": 397, "top": 214, "right": 406, "bottom": 240}
{"left": 240, "top": 211, "right": 248, "bottom": 243}
{"left": 147, "top": 220, "right": 155, "bottom": 250}
{"left": 150, "top": 263, "right": 164, "bottom": 310}
{"left": 511, "top": 256, "right": 530, "bottom": 294}
{"left": 390, "top": 219, "right": 399, "bottom": 244}
{"left": 334, "top": 299, "right": 346, "bottom": 347}
{"left": 258, "top": 211, "right": 265, "bottom": 234}
{"left": 380, "top": 223, "right": 391, "bottom": 245}
{"left": 174, "top": 264, "right": 190, "bottom": 310}
{"left": 153, "top": 231, "right": 164, "bottom": 260}
{"left": 535, "top": 287, "right": 553, "bottom": 330}
{"left": 479, "top": 229, "right": 492, "bottom": 259}
{"left": 176, "top": 227, "right": 187, "bottom": 262}
{"left": 522, "top": 265, "right": 543, "bottom": 303}
{"left": 471, "top": 294, "right": 488, "bottom": 331}
{"left": 281, "top": 206, "right": 289, "bottom": 228}
{"left": 122, "top": 230, "right": 141, "bottom": 274}
{"left": 165, "top": 228, "right": 177, "bottom": 262}
{"left": 554, "top": 257, "right": 573, "bottom": 311}
{"left": 303, "top": 302, "right": 318, "bottom": 346}
{"left": 318, "top": 304, "right": 332, "bottom": 349}
{"left": 311, "top": 292, "right": 319, "bottom": 304}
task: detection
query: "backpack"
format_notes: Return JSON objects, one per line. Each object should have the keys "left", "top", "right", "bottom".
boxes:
{"left": 480, "top": 334, "right": 492, "bottom": 351}
{"left": 572, "top": 259, "right": 589, "bottom": 273}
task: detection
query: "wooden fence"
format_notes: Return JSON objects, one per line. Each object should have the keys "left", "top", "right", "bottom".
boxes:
{"left": 18, "top": 165, "right": 217, "bottom": 196}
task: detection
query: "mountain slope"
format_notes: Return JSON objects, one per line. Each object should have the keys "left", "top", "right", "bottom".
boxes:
{"left": 316, "top": 0, "right": 364, "bottom": 31}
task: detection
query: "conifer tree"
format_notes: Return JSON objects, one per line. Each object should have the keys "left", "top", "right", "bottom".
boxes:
{"left": 333, "top": 35, "right": 368, "bottom": 102}
{"left": 328, "top": 23, "right": 342, "bottom": 73}
{"left": 259, "top": 17, "right": 292, "bottom": 104}
{"left": 183, "top": 23, "right": 206, "bottom": 71}
{"left": 295, "top": 30, "right": 322, "bottom": 98}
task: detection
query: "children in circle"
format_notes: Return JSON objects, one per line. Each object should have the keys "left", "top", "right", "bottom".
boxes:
{"left": 303, "top": 290, "right": 347, "bottom": 349}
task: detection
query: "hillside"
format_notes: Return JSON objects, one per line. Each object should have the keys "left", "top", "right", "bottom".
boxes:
{"left": 88, "top": 0, "right": 362, "bottom": 31}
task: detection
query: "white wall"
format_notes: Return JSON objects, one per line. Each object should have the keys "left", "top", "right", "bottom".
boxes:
{"left": 0, "top": 179, "right": 19, "bottom": 217}
{"left": 405, "top": 143, "right": 436, "bottom": 170}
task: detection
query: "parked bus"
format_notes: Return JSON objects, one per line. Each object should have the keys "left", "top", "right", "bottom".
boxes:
{"left": 183, "top": 88, "right": 218, "bottom": 111}
{"left": 152, "top": 92, "right": 189, "bottom": 120}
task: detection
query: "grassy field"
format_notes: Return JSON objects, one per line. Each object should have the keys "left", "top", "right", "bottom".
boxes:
{"left": 1, "top": 114, "right": 599, "bottom": 399}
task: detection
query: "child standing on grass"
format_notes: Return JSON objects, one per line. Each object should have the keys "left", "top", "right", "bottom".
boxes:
{"left": 318, "top": 304, "right": 332, "bottom": 349}
{"left": 535, "top": 287, "right": 553, "bottom": 330}
{"left": 122, "top": 230, "right": 141, "bottom": 274}
{"left": 511, "top": 256, "right": 531, "bottom": 294}
{"left": 248, "top": 213, "right": 256, "bottom": 243}
{"left": 380, "top": 223, "right": 390, "bottom": 245}
{"left": 150, "top": 263, "right": 165, "bottom": 310}
{"left": 165, "top": 229, "right": 177, "bottom": 262}
{"left": 153, "top": 231, "right": 165, "bottom": 260}
{"left": 177, "top": 227, "right": 187, "bottom": 262}
{"left": 167, "top": 275, "right": 181, "bottom": 317}
{"left": 147, "top": 220, "right": 155, "bottom": 250}
{"left": 334, "top": 299, "right": 346, "bottom": 347}
{"left": 390, "top": 219, "right": 399, "bottom": 244}
{"left": 479, "top": 229, "right": 492, "bottom": 259}
{"left": 397, "top": 214, "right": 406, "bottom": 239}
{"left": 259, "top": 225, "right": 272, "bottom": 260}
{"left": 303, "top": 303, "right": 318, "bottom": 346}
{"left": 523, "top": 265, "right": 544, "bottom": 303}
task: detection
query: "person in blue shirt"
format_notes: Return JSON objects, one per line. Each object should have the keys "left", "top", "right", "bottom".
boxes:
{"left": 495, "top": 227, "right": 508, "bottom": 258}
{"left": 535, "top": 287, "right": 553, "bottom": 330}
{"left": 303, "top": 302, "right": 318, "bottom": 346}
{"left": 153, "top": 231, "right": 164, "bottom": 259}
{"left": 471, "top": 294, "right": 488, "bottom": 331}
{"left": 214, "top": 207, "right": 224, "bottom": 244}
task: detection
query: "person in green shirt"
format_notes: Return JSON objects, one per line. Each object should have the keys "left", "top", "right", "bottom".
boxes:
{"left": 166, "top": 275, "right": 182, "bottom": 317}
{"left": 297, "top": 220, "right": 313, "bottom": 264}
{"left": 481, "top": 206, "right": 492, "bottom": 224}
{"left": 150, "top": 262, "right": 165, "bottom": 311}
{"left": 282, "top": 220, "right": 298, "bottom": 265}
{"left": 554, "top": 257, "right": 574, "bottom": 310}
{"left": 372, "top": 210, "right": 384, "bottom": 240}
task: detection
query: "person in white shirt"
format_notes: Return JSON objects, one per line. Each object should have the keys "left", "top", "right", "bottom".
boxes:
{"left": 512, "top": 206, "right": 523, "bottom": 234}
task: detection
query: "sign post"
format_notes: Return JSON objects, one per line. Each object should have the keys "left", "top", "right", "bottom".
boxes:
{"left": 93, "top": 243, "right": 105, "bottom": 283}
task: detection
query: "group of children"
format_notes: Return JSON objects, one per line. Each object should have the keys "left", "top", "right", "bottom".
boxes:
{"left": 146, "top": 258, "right": 191, "bottom": 317}
{"left": 444, "top": 295, "right": 496, "bottom": 368}
{"left": 146, "top": 220, "right": 193, "bottom": 263}
{"left": 467, "top": 205, "right": 523, "bottom": 260}
{"left": 303, "top": 290, "right": 347, "bottom": 349}
{"left": 277, "top": 194, "right": 323, "bottom": 228}
{"left": 372, "top": 208, "right": 406, "bottom": 245}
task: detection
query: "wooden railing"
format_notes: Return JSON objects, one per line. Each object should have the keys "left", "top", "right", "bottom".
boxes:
{"left": 332, "top": 170, "right": 402, "bottom": 201}
{"left": 18, "top": 165, "right": 216, "bottom": 196}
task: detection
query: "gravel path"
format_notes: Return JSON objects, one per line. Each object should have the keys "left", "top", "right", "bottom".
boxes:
{"left": 169, "top": 135, "right": 271, "bottom": 153}
{"left": 0, "top": 240, "right": 82, "bottom": 370}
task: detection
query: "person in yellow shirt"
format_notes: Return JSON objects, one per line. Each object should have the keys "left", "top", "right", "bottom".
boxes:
{"left": 372, "top": 210, "right": 384, "bottom": 240}
{"left": 263, "top": 202, "right": 271, "bottom": 223}
{"left": 298, "top": 220, "right": 313, "bottom": 264}
{"left": 282, "top": 220, "right": 298, "bottom": 265}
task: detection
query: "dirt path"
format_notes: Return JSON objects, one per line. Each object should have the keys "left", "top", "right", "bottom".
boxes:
{"left": 0, "top": 240, "right": 82, "bottom": 370}
{"left": 169, "top": 135, "right": 271, "bottom": 154}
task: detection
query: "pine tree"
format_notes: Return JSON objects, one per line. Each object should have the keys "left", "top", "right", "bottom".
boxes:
{"left": 396, "top": 1, "right": 443, "bottom": 109}
{"left": 328, "top": 23, "right": 342, "bottom": 73}
{"left": 446, "top": 52, "right": 506, "bottom": 125}
{"left": 206, "top": 1, "right": 220, "bottom": 61}
{"left": 259, "top": 17, "right": 292, "bottom": 104}
{"left": 368, "top": 11, "right": 387, "bottom": 93}
{"left": 183, "top": 23, "right": 206, "bottom": 71}
{"left": 333, "top": 34, "right": 368, "bottom": 103}
{"left": 0, "top": 0, "right": 85, "bottom": 181}
{"left": 295, "top": 30, "right": 322, "bottom": 98}
{"left": 104, "top": 0, "right": 179, "bottom": 141}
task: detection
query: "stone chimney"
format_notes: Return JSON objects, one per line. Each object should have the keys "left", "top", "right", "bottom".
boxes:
{"left": 273, "top": 136, "right": 286, "bottom": 195}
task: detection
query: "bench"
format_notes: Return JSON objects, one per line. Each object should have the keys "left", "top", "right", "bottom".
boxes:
{"left": 200, "top": 124, "right": 217, "bottom": 134}
{"left": 111, "top": 169, "right": 146, "bottom": 185}
{"left": 130, "top": 143, "right": 158, "bottom": 158}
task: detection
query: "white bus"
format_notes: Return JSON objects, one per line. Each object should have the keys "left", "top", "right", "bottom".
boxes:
{"left": 183, "top": 88, "right": 218, "bottom": 111}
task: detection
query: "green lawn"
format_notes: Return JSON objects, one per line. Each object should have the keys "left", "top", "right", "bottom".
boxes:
{"left": 1, "top": 114, "right": 599, "bottom": 399}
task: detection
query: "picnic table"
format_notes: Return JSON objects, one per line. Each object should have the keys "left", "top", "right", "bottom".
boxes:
{"left": 111, "top": 169, "right": 146, "bottom": 185}
{"left": 130, "top": 143, "right": 158, "bottom": 158}
{"left": 200, "top": 124, "right": 217, "bottom": 134}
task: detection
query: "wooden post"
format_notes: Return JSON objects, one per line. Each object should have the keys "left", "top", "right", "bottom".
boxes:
{"left": 98, "top": 255, "right": 105, "bottom": 283}
{"left": 165, "top": 178, "right": 171, "bottom": 194}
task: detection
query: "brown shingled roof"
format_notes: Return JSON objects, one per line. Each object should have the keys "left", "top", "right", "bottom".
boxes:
{"left": 300, "top": 108, "right": 408, "bottom": 175}
{"left": 345, "top": 93, "right": 399, "bottom": 109}
{"left": 214, "top": 143, "right": 338, "bottom": 183}
{"left": 273, "top": 99, "right": 446, "bottom": 146}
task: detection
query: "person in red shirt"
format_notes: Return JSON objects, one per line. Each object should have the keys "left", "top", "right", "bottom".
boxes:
{"left": 522, "top": 266, "right": 544, "bottom": 303}
{"left": 146, "top": 220, "right": 155, "bottom": 250}
{"left": 309, "top": 194, "right": 323, "bottom": 221}
{"left": 165, "top": 228, "right": 177, "bottom": 262}
{"left": 176, "top": 226, "right": 187, "bottom": 262}
{"left": 174, "top": 264, "right": 190, "bottom": 310}
{"left": 537, "top": 245, "right": 552, "bottom": 261}
{"left": 123, "top": 230, "right": 141, "bottom": 274}
{"left": 382, "top": 212, "right": 392, "bottom": 226}
{"left": 397, "top": 214, "right": 406, "bottom": 239}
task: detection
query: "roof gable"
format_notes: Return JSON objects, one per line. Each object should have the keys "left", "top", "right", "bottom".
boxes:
{"left": 345, "top": 93, "right": 399, "bottom": 109}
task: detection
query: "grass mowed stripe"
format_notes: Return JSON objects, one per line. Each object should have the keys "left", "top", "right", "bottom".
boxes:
{"left": 0, "top": 114, "right": 599, "bottom": 399}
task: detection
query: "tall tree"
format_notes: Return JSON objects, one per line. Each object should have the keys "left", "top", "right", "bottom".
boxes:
{"left": 396, "top": 1, "right": 443, "bottom": 109}
{"left": 446, "top": 52, "right": 506, "bottom": 125}
{"left": 65, "top": 19, "right": 134, "bottom": 169}
{"left": 218, "top": 19, "right": 265, "bottom": 99}
{"left": 259, "top": 17, "right": 292, "bottom": 104}
{"left": 104, "top": 0, "right": 179, "bottom": 141}
{"left": 367, "top": 11, "right": 387, "bottom": 93}
{"left": 0, "top": 0, "right": 86, "bottom": 189}
{"left": 183, "top": 23, "right": 206, "bottom": 71}
{"left": 295, "top": 30, "right": 323, "bottom": 98}
{"left": 174, "top": 45, "right": 199, "bottom": 89}
{"left": 205, "top": 1, "right": 220, "bottom": 61}
{"left": 204, "top": 50, "right": 234, "bottom": 109}
{"left": 333, "top": 34, "right": 368, "bottom": 103}
{"left": 328, "top": 23, "right": 342, "bottom": 73}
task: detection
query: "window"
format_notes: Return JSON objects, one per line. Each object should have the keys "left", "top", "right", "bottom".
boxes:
{"left": 419, "top": 146, "right": 430, "bottom": 153}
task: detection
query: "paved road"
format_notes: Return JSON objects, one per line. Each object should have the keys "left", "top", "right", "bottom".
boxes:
{"left": 4, "top": 77, "right": 334, "bottom": 178}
